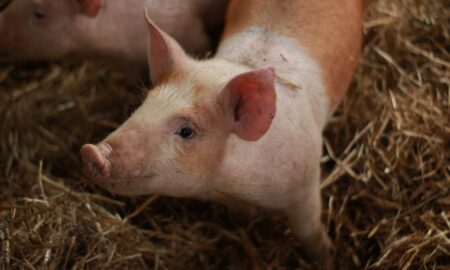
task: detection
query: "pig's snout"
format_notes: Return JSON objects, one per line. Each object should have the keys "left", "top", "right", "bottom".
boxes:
{"left": 81, "top": 143, "right": 112, "bottom": 184}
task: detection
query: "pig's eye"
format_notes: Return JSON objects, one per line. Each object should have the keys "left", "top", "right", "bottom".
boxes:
{"left": 34, "top": 11, "right": 46, "bottom": 20}
{"left": 176, "top": 126, "right": 195, "bottom": 139}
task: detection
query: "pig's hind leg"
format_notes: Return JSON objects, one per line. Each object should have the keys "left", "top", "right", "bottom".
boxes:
{"left": 222, "top": 198, "right": 258, "bottom": 224}
{"left": 284, "top": 181, "right": 334, "bottom": 268}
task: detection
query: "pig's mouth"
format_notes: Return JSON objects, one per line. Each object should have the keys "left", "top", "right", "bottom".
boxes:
{"left": 100, "top": 172, "right": 159, "bottom": 196}
{"left": 81, "top": 143, "right": 159, "bottom": 196}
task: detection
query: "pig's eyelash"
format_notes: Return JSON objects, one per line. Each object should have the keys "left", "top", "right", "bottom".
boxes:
{"left": 34, "top": 10, "right": 46, "bottom": 19}
{"left": 168, "top": 114, "right": 203, "bottom": 136}
{"left": 176, "top": 125, "right": 196, "bottom": 139}
{"left": 177, "top": 117, "right": 199, "bottom": 131}
{"left": 182, "top": 117, "right": 204, "bottom": 133}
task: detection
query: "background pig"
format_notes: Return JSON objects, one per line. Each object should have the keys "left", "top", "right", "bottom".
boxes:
{"left": 0, "top": 0, "right": 227, "bottom": 67}
{"left": 81, "top": 0, "right": 366, "bottom": 267}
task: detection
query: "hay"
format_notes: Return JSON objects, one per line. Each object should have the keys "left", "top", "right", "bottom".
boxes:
{"left": 0, "top": 0, "right": 449, "bottom": 268}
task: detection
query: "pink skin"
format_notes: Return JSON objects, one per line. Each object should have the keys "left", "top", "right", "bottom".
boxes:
{"left": 0, "top": 0, "right": 227, "bottom": 65}
{"left": 0, "top": 0, "right": 80, "bottom": 60}
{"left": 82, "top": 11, "right": 334, "bottom": 267}
{"left": 81, "top": 16, "right": 280, "bottom": 198}
{"left": 80, "top": 142, "right": 112, "bottom": 184}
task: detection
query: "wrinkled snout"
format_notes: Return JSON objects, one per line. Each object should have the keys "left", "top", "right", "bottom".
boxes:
{"left": 80, "top": 127, "right": 162, "bottom": 196}
{"left": 80, "top": 143, "right": 112, "bottom": 185}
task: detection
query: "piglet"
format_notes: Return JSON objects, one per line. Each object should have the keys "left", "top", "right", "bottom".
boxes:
{"left": 81, "top": 0, "right": 367, "bottom": 267}
{"left": 0, "top": 0, "right": 227, "bottom": 68}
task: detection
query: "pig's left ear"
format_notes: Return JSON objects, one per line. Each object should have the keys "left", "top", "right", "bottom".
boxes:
{"left": 76, "top": 0, "right": 103, "bottom": 17}
{"left": 222, "top": 67, "right": 277, "bottom": 141}
{"left": 145, "top": 10, "right": 189, "bottom": 85}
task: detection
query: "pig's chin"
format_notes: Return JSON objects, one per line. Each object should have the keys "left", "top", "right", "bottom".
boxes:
{"left": 99, "top": 173, "right": 158, "bottom": 197}
{"left": 0, "top": 53, "right": 61, "bottom": 63}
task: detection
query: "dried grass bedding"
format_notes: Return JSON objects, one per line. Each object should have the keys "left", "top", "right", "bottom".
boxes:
{"left": 0, "top": 0, "right": 449, "bottom": 269}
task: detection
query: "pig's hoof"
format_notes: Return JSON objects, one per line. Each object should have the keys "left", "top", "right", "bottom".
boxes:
{"left": 80, "top": 144, "right": 111, "bottom": 184}
{"left": 320, "top": 234, "right": 335, "bottom": 270}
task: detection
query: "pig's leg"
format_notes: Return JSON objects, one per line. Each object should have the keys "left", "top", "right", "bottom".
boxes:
{"left": 285, "top": 181, "right": 334, "bottom": 268}
{"left": 222, "top": 198, "right": 258, "bottom": 224}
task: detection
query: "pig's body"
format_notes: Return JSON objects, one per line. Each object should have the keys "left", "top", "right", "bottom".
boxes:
{"left": 213, "top": 34, "right": 327, "bottom": 208}
{"left": 81, "top": 0, "right": 366, "bottom": 267}
{"left": 212, "top": 0, "right": 365, "bottom": 204}
{"left": 0, "top": 0, "right": 227, "bottom": 66}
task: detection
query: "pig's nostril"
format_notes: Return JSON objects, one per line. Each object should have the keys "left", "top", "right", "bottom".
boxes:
{"left": 81, "top": 144, "right": 111, "bottom": 183}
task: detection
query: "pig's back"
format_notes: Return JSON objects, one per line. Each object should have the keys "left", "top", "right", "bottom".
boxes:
{"left": 221, "top": 0, "right": 364, "bottom": 111}
{"left": 217, "top": 25, "right": 329, "bottom": 128}
{"left": 216, "top": 28, "right": 327, "bottom": 208}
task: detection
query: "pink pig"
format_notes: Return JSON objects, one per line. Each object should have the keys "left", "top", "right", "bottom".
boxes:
{"left": 81, "top": 0, "right": 368, "bottom": 267}
{"left": 0, "top": 0, "right": 227, "bottom": 65}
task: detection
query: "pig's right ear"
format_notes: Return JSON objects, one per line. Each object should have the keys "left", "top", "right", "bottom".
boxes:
{"left": 145, "top": 10, "right": 189, "bottom": 85}
{"left": 222, "top": 67, "right": 277, "bottom": 141}
{"left": 76, "top": 0, "right": 103, "bottom": 17}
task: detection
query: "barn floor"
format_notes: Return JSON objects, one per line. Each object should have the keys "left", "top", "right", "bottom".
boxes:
{"left": 0, "top": 0, "right": 449, "bottom": 269}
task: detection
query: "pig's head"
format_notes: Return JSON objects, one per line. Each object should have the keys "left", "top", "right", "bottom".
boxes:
{"left": 80, "top": 14, "right": 276, "bottom": 198}
{"left": 0, "top": 0, "right": 102, "bottom": 61}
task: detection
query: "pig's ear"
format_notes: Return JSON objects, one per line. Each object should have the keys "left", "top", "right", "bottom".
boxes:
{"left": 145, "top": 10, "right": 188, "bottom": 85}
{"left": 77, "top": 0, "right": 103, "bottom": 17}
{"left": 222, "top": 67, "right": 277, "bottom": 141}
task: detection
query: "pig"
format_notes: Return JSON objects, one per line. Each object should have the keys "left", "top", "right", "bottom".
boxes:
{"left": 81, "top": 0, "right": 367, "bottom": 267}
{"left": 0, "top": 0, "right": 227, "bottom": 67}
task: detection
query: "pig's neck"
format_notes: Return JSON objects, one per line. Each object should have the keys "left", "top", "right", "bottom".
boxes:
{"left": 210, "top": 27, "right": 329, "bottom": 207}
{"left": 216, "top": 27, "right": 329, "bottom": 127}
